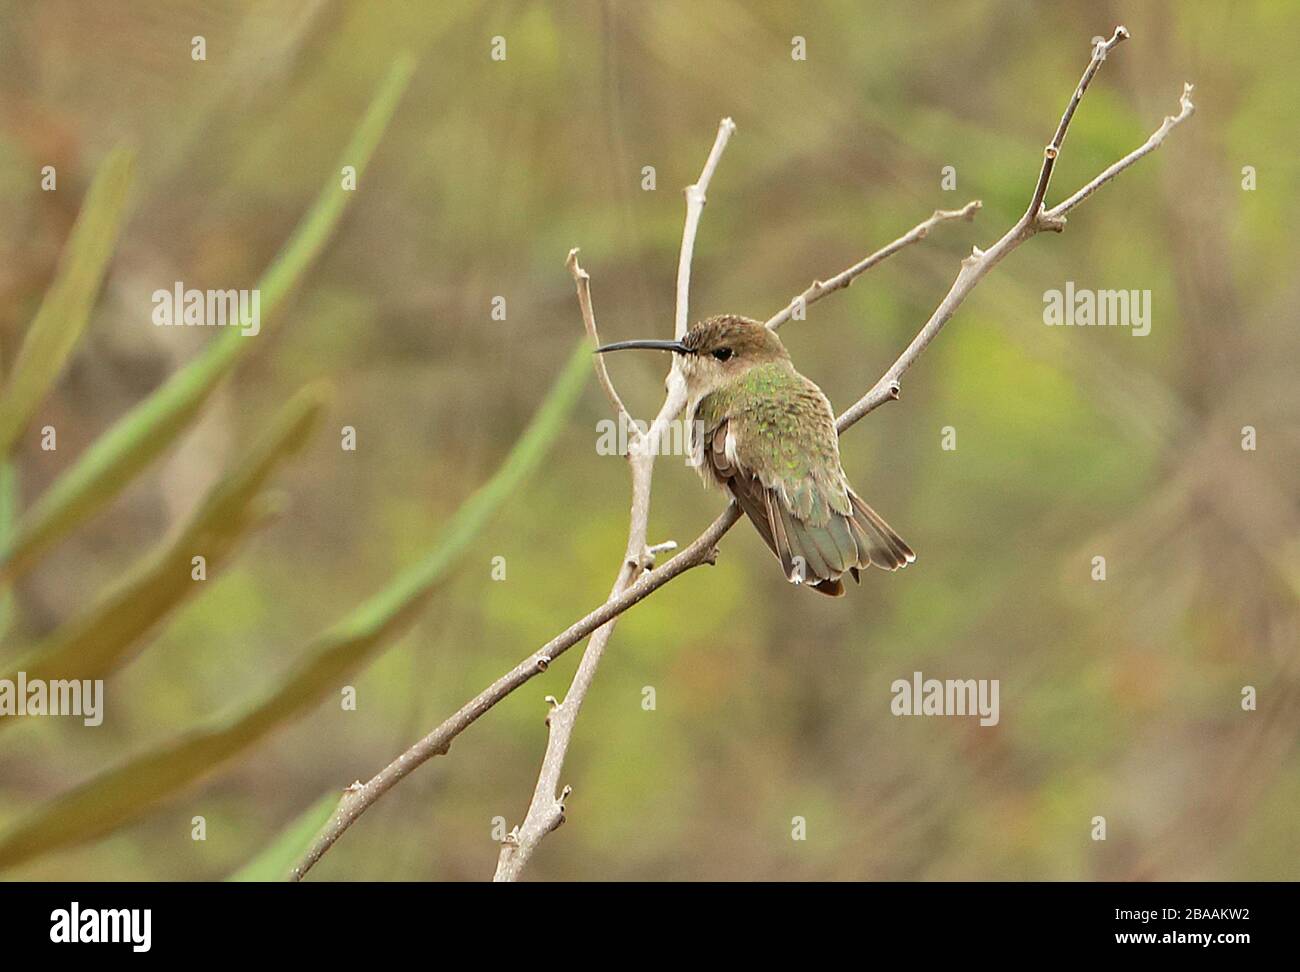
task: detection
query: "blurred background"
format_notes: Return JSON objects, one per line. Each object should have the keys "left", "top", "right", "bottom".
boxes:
{"left": 0, "top": 0, "right": 1296, "bottom": 881}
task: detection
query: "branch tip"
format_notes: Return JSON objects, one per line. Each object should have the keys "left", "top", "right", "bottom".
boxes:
{"left": 764, "top": 198, "right": 982, "bottom": 330}
{"left": 565, "top": 247, "right": 586, "bottom": 278}
{"left": 642, "top": 539, "right": 679, "bottom": 569}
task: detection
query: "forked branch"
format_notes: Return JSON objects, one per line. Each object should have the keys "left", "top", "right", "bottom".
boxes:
{"left": 290, "top": 26, "right": 1193, "bottom": 882}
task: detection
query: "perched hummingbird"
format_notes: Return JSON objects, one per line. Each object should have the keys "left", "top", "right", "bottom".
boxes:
{"left": 597, "top": 315, "right": 914, "bottom": 596}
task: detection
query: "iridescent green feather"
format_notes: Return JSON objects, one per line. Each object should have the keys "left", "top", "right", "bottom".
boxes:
{"left": 697, "top": 360, "right": 851, "bottom": 526}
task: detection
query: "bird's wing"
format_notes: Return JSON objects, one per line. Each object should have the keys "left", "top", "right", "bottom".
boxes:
{"left": 702, "top": 374, "right": 913, "bottom": 591}
{"left": 705, "top": 418, "right": 784, "bottom": 570}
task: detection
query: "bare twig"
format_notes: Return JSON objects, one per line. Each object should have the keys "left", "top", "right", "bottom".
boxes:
{"left": 291, "top": 118, "right": 739, "bottom": 880}
{"left": 837, "top": 28, "right": 1194, "bottom": 431}
{"left": 290, "top": 28, "right": 1193, "bottom": 882}
{"left": 287, "top": 508, "right": 735, "bottom": 881}
{"left": 492, "top": 117, "right": 737, "bottom": 882}
{"left": 1027, "top": 27, "right": 1130, "bottom": 222}
{"left": 677, "top": 118, "right": 737, "bottom": 338}
{"left": 1045, "top": 82, "right": 1195, "bottom": 220}
{"left": 567, "top": 248, "right": 633, "bottom": 434}
{"left": 764, "top": 200, "right": 982, "bottom": 330}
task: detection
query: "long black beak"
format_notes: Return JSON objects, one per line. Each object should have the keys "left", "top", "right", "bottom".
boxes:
{"left": 594, "top": 338, "right": 692, "bottom": 355}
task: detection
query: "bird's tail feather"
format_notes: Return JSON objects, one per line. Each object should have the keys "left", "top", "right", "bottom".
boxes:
{"left": 732, "top": 481, "right": 913, "bottom": 595}
{"left": 846, "top": 492, "right": 915, "bottom": 571}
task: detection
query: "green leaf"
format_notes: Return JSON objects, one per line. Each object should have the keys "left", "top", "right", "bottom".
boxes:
{"left": 0, "top": 53, "right": 415, "bottom": 586}
{"left": 0, "top": 146, "right": 134, "bottom": 457}
{"left": 0, "top": 384, "right": 327, "bottom": 708}
{"left": 226, "top": 793, "right": 339, "bottom": 882}
{"left": 0, "top": 340, "right": 590, "bottom": 871}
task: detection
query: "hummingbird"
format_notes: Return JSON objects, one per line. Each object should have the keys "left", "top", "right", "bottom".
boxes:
{"left": 596, "top": 314, "right": 914, "bottom": 596}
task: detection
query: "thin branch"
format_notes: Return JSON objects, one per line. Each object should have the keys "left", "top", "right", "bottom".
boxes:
{"left": 764, "top": 200, "right": 982, "bottom": 330}
{"left": 1026, "top": 26, "right": 1129, "bottom": 223}
{"left": 493, "top": 117, "right": 737, "bottom": 882}
{"left": 293, "top": 119, "right": 744, "bottom": 881}
{"left": 290, "top": 28, "right": 1194, "bottom": 882}
{"left": 288, "top": 508, "right": 735, "bottom": 882}
{"left": 567, "top": 248, "right": 634, "bottom": 437}
{"left": 1045, "top": 82, "right": 1195, "bottom": 220}
{"left": 676, "top": 118, "right": 737, "bottom": 339}
{"left": 838, "top": 31, "right": 1194, "bottom": 431}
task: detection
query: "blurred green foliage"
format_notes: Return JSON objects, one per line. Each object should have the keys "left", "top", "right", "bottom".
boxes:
{"left": 2, "top": 383, "right": 328, "bottom": 698}
{"left": 0, "top": 342, "right": 586, "bottom": 870}
{"left": 0, "top": 57, "right": 412, "bottom": 582}
{"left": 0, "top": 0, "right": 1296, "bottom": 881}
{"left": 0, "top": 145, "right": 133, "bottom": 456}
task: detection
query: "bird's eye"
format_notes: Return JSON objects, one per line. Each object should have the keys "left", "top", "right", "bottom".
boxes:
{"left": 712, "top": 348, "right": 733, "bottom": 361}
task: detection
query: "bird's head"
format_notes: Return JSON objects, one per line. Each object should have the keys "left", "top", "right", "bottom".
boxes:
{"left": 595, "top": 315, "right": 790, "bottom": 398}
